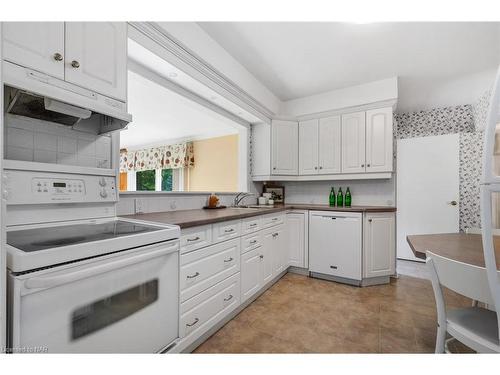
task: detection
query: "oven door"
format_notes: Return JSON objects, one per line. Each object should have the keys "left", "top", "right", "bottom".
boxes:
{"left": 9, "top": 240, "right": 179, "bottom": 353}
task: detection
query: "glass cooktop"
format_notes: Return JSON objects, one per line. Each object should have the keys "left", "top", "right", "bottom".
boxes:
{"left": 7, "top": 220, "right": 163, "bottom": 253}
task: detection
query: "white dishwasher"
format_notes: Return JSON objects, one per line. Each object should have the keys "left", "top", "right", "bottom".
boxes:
{"left": 309, "top": 211, "right": 362, "bottom": 284}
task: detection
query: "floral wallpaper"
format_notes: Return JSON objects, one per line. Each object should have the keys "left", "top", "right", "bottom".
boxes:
{"left": 119, "top": 142, "right": 195, "bottom": 173}
{"left": 395, "top": 91, "right": 491, "bottom": 232}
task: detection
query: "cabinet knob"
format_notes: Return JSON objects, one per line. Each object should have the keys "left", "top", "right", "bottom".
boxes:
{"left": 314, "top": 167, "right": 318, "bottom": 170}
{"left": 319, "top": 166, "right": 323, "bottom": 169}
{"left": 259, "top": 255, "right": 264, "bottom": 259}
{"left": 367, "top": 164, "right": 371, "bottom": 167}
{"left": 361, "top": 164, "right": 365, "bottom": 168}
{"left": 273, "top": 167, "right": 276, "bottom": 170}
{"left": 53, "top": 53, "right": 63, "bottom": 61}
{"left": 71, "top": 60, "right": 80, "bottom": 68}
{"left": 368, "top": 219, "right": 373, "bottom": 222}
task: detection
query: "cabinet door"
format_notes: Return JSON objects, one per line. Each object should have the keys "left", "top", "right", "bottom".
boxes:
{"left": 261, "top": 230, "right": 275, "bottom": 284}
{"left": 271, "top": 120, "right": 298, "bottom": 175}
{"left": 287, "top": 212, "right": 307, "bottom": 268}
{"left": 241, "top": 248, "right": 262, "bottom": 303}
{"left": 2, "top": 22, "right": 65, "bottom": 79}
{"left": 366, "top": 107, "right": 393, "bottom": 172}
{"left": 65, "top": 22, "right": 127, "bottom": 101}
{"left": 341, "top": 112, "right": 366, "bottom": 173}
{"left": 319, "top": 116, "right": 341, "bottom": 174}
{"left": 298, "top": 119, "right": 319, "bottom": 175}
{"left": 364, "top": 213, "right": 395, "bottom": 278}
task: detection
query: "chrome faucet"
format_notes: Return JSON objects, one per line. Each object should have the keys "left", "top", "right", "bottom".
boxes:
{"left": 233, "top": 192, "right": 255, "bottom": 207}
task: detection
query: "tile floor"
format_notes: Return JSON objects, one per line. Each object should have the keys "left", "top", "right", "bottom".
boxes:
{"left": 194, "top": 273, "right": 474, "bottom": 353}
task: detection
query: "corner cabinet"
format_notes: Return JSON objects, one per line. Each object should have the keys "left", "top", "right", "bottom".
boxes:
{"left": 2, "top": 22, "right": 127, "bottom": 102}
{"left": 271, "top": 120, "right": 298, "bottom": 175}
{"left": 363, "top": 212, "right": 396, "bottom": 278}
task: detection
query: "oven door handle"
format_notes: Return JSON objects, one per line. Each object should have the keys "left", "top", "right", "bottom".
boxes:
{"left": 24, "top": 241, "right": 178, "bottom": 290}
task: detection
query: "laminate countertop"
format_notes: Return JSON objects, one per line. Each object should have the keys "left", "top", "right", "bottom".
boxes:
{"left": 122, "top": 204, "right": 396, "bottom": 229}
{"left": 407, "top": 233, "right": 500, "bottom": 269}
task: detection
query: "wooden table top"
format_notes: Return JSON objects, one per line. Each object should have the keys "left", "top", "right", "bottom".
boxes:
{"left": 407, "top": 233, "right": 500, "bottom": 269}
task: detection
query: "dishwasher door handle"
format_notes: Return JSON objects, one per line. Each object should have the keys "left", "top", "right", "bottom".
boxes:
{"left": 24, "top": 241, "right": 178, "bottom": 290}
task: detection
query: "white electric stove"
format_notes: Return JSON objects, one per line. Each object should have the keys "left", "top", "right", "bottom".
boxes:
{"left": 4, "top": 163, "right": 180, "bottom": 353}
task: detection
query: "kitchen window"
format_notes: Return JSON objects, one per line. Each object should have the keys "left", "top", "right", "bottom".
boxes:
{"left": 124, "top": 168, "right": 183, "bottom": 192}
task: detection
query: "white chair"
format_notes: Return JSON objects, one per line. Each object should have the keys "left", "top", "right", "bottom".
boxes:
{"left": 426, "top": 251, "right": 500, "bottom": 353}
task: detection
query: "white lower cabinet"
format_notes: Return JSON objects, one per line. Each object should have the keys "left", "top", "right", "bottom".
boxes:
{"left": 241, "top": 248, "right": 263, "bottom": 303}
{"left": 180, "top": 273, "right": 240, "bottom": 339}
{"left": 363, "top": 212, "right": 396, "bottom": 278}
{"left": 286, "top": 210, "right": 308, "bottom": 268}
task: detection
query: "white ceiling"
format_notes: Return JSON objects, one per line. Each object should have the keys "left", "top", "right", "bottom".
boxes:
{"left": 198, "top": 22, "right": 500, "bottom": 103}
{"left": 121, "top": 70, "right": 239, "bottom": 149}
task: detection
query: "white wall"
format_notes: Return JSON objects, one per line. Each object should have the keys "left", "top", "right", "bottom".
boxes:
{"left": 280, "top": 77, "right": 398, "bottom": 117}
{"left": 282, "top": 179, "right": 396, "bottom": 206}
{"left": 156, "top": 22, "right": 282, "bottom": 116}
{"left": 397, "top": 68, "right": 498, "bottom": 113}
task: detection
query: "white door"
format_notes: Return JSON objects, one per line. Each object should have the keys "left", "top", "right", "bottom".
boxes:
{"left": 65, "top": 22, "right": 127, "bottom": 101}
{"left": 261, "top": 230, "right": 274, "bottom": 283}
{"left": 2, "top": 22, "right": 65, "bottom": 79}
{"left": 309, "top": 211, "right": 362, "bottom": 280}
{"left": 287, "top": 212, "right": 307, "bottom": 268}
{"left": 271, "top": 120, "right": 298, "bottom": 175}
{"left": 319, "top": 116, "right": 342, "bottom": 174}
{"left": 364, "top": 213, "right": 396, "bottom": 278}
{"left": 298, "top": 119, "right": 319, "bottom": 175}
{"left": 397, "top": 134, "right": 460, "bottom": 261}
{"left": 366, "top": 107, "right": 393, "bottom": 172}
{"left": 341, "top": 112, "right": 366, "bottom": 173}
{"left": 241, "top": 248, "right": 262, "bottom": 303}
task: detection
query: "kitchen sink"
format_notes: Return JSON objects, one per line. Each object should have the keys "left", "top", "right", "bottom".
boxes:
{"left": 231, "top": 205, "right": 275, "bottom": 209}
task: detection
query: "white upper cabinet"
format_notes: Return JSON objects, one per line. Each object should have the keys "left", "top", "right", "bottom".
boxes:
{"left": 298, "top": 119, "right": 319, "bottom": 175}
{"left": 366, "top": 107, "right": 393, "bottom": 172}
{"left": 272, "top": 120, "right": 298, "bottom": 175}
{"left": 65, "top": 22, "right": 127, "bottom": 101}
{"left": 341, "top": 111, "right": 366, "bottom": 173}
{"left": 2, "top": 22, "right": 65, "bottom": 79}
{"left": 318, "top": 116, "right": 341, "bottom": 174}
{"left": 363, "top": 213, "right": 395, "bottom": 278}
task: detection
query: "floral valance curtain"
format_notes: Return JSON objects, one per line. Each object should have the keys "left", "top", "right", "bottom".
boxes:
{"left": 119, "top": 142, "right": 194, "bottom": 173}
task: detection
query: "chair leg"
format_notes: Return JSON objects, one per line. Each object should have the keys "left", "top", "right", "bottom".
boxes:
{"left": 435, "top": 324, "right": 446, "bottom": 353}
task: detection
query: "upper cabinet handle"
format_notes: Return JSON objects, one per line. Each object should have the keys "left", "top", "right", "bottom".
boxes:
{"left": 319, "top": 166, "right": 323, "bottom": 169}
{"left": 367, "top": 164, "right": 371, "bottom": 167}
{"left": 361, "top": 164, "right": 365, "bottom": 167}
{"left": 53, "top": 53, "right": 63, "bottom": 61}
{"left": 71, "top": 60, "right": 80, "bottom": 68}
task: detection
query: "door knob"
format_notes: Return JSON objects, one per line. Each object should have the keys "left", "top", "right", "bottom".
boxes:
{"left": 71, "top": 60, "right": 80, "bottom": 68}
{"left": 449, "top": 200, "right": 458, "bottom": 206}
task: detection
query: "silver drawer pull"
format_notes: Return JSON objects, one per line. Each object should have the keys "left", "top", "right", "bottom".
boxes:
{"left": 224, "top": 257, "right": 234, "bottom": 263}
{"left": 250, "top": 240, "right": 257, "bottom": 244}
{"left": 330, "top": 265, "right": 338, "bottom": 270}
{"left": 186, "top": 318, "right": 199, "bottom": 327}
{"left": 186, "top": 236, "right": 200, "bottom": 242}
{"left": 224, "top": 228, "right": 235, "bottom": 233}
{"left": 272, "top": 218, "right": 279, "bottom": 221}
{"left": 224, "top": 294, "right": 233, "bottom": 302}
{"left": 272, "top": 233, "right": 279, "bottom": 237}
{"left": 259, "top": 255, "right": 264, "bottom": 259}
{"left": 187, "top": 272, "right": 200, "bottom": 279}
{"left": 250, "top": 223, "right": 257, "bottom": 227}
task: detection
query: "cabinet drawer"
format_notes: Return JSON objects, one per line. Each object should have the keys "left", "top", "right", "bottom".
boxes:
{"left": 212, "top": 220, "right": 241, "bottom": 243}
{"left": 180, "top": 273, "right": 240, "bottom": 339}
{"left": 261, "top": 213, "right": 285, "bottom": 228}
{"left": 241, "top": 232, "right": 262, "bottom": 254}
{"left": 242, "top": 217, "right": 262, "bottom": 234}
{"left": 180, "top": 238, "right": 240, "bottom": 302}
{"left": 180, "top": 225, "right": 212, "bottom": 254}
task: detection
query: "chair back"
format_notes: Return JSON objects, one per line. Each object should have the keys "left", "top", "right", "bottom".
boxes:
{"left": 427, "top": 251, "right": 495, "bottom": 306}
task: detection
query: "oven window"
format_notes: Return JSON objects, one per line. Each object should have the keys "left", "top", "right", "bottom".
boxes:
{"left": 71, "top": 279, "right": 158, "bottom": 340}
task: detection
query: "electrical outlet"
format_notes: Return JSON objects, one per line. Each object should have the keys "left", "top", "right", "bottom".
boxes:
{"left": 135, "top": 198, "right": 145, "bottom": 214}
{"left": 170, "top": 200, "right": 177, "bottom": 210}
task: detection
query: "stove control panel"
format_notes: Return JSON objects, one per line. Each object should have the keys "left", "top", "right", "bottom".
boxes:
{"left": 4, "top": 169, "right": 118, "bottom": 205}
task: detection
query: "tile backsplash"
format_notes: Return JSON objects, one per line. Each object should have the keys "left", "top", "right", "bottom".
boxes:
{"left": 4, "top": 114, "right": 111, "bottom": 169}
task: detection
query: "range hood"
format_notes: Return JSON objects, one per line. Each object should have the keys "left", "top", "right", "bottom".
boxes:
{"left": 4, "top": 86, "right": 129, "bottom": 135}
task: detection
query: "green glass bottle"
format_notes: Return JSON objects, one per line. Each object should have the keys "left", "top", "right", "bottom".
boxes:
{"left": 336, "top": 187, "right": 344, "bottom": 207}
{"left": 329, "top": 187, "right": 336, "bottom": 206}
{"left": 345, "top": 187, "right": 352, "bottom": 207}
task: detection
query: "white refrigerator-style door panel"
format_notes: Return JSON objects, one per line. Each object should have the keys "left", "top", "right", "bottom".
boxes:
{"left": 396, "top": 134, "right": 460, "bottom": 261}
{"left": 2, "top": 22, "right": 65, "bottom": 79}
